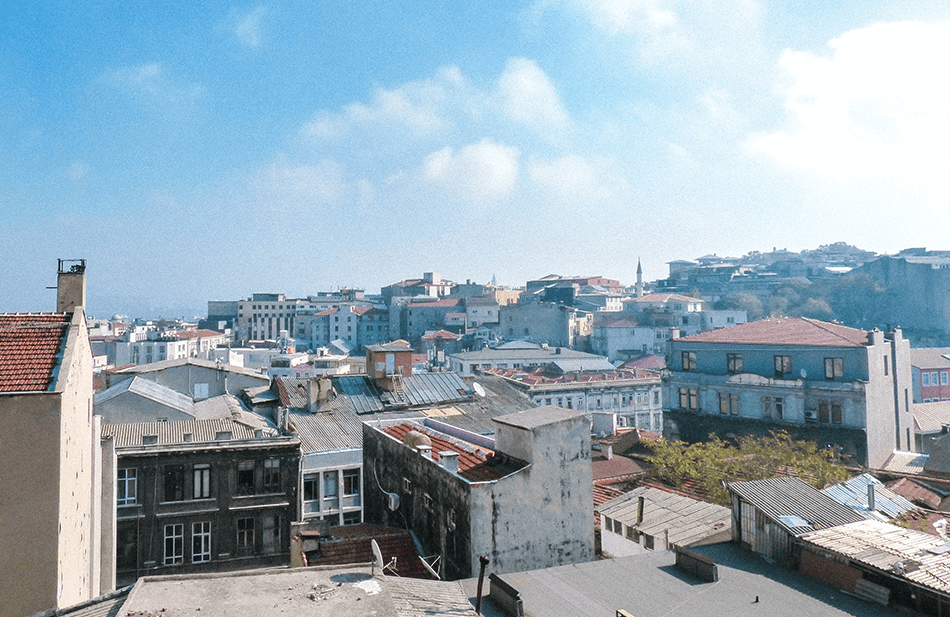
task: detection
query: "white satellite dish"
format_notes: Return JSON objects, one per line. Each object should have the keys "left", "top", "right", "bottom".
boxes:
{"left": 473, "top": 382, "right": 486, "bottom": 397}
{"left": 800, "top": 369, "right": 807, "bottom": 379}
{"left": 371, "top": 539, "right": 384, "bottom": 572}
{"left": 420, "top": 555, "right": 442, "bottom": 580}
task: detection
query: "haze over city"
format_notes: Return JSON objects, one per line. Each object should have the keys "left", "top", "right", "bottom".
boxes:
{"left": 1, "top": 1, "right": 947, "bottom": 318}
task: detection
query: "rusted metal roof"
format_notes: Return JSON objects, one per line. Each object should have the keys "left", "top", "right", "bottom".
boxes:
{"left": 728, "top": 477, "right": 864, "bottom": 536}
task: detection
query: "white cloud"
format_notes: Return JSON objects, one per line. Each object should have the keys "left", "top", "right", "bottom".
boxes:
{"left": 496, "top": 58, "right": 570, "bottom": 136}
{"left": 99, "top": 63, "right": 203, "bottom": 102}
{"left": 528, "top": 154, "right": 625, "bottom": 202}
{"left": 255, "top": 160, "right": 346, "bottom": 203}
{"left": 233, "top": 6, "right": 268, "bottom": 48}
{"left": 745, "top": 21, "right": 950, "bottom": 187}
{"left": 420, "top": 139, "right": 520, "bottom": 201}
{"left": 302, "top": 66, "right": 464, "bottom": 138}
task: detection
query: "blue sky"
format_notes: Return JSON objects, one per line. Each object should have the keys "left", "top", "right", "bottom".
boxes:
{"left": 1, "top": 1, "right": 947, "bottom": 318}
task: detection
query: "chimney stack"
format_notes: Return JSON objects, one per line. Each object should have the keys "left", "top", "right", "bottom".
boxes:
{"left": 604, "top": 444, "right": 613, "bottom": 460}
{"left": 417, "top": 445, "right": 432, "bottom": 460}
{"left": 637, "top": 495, "right": 645, "bottom": 525}
{"left": 440, "top": 451, "right": 459, "bottom": 474}
{"left": 56, "top": 258, "right": 86, "bottom": 313}
{"left": 868, "top": 483, "right": 876, "bottom": 512}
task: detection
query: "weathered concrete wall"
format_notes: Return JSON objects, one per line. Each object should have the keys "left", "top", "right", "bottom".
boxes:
{"left": 95, "top": 391, "right": 195, "bottom": 423}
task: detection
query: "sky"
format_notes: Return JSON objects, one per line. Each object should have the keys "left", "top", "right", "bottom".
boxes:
{"left": 1, "top": 1, "right": 947, "bottom": 319}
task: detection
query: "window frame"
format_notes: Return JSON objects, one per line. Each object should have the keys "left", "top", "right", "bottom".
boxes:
{"left": 193, "top": 464, "right": 211, "bottom": 500}
{"left": 727, "top": 353, "right": 743, "bottom": 374}
{"left": 774, "top": 355, "right": 792, "bottom": 378}
{"left": 343, "top": 469, "right": 360, "bottom": 497}
{"left": 192, "top": 521, "right": 211, "bottom": 563}
{"left": 718, "top": 392, "right": 739, "bottom": 415}
{"left": 682, "top": 351, "right": 697, "bottom": 371}
{"left": 824, "top": 357, "right": 843, "bottom": 380}
{"left": 236, "top": 517, "right": 255, "bottom": 551}
{"left": 164, "top": 524, "right": 184, "bottom": 565}
{"left": 163, "top": 465, "right": 185, "bottom": 502}
{"left": 117, "top": 468, "right": 137, "bottom": 506}
{"left": 237, "top": 460, "right": 255, "bottom": 496}
{"left": 263, "top": 458, "right": 280, "bottom": 492}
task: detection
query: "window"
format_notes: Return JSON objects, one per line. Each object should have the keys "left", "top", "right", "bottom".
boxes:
{"left": 343, "top": 511, "right": 362, "bottom": 525}
{"left": 653, "top": 390, "right": 660, "bottom": 405}
{"left": 264, "top": 459, "right": 280, "bottom": 491}
{"left": 192, "top": 522, "right": 211, "bottom": 563}
{"left": 343, "top": 469, "right": 360, "bottom": 497}
{"left": 163, "top": 465, "right": 184, "bottom": 502}
{"left": 236, "top": 518, "right": 255, "bottom": 551}
{"left": 719, "top": 392, "right": 739, "bottom": 415}
{"left": 819, "top": 401, "right": 842, "bottom": 424}
{"left": 678, "top": 387, "right": 698, "bottom": 410}
{"left": 603, "top": 516, "right": 612, "bottom": 531}
{"left": 117, "top": 469, "right": 137, "bottom": 506}
{"left": 819, "top": 401, "right": 829, "bottom": 423}
{"left": 825, "top": 358, "right": 843, "bottom": 380}
{"left": 402, "top": 477, "right": 412, "bottom": 494}
{"left": 774, "top": 355, "right": 792, "bottom": 378}
{"left": 883, "top": 355, "right": 889, "bottom": 375}
{"left": 447, "top": 508, "right": 456, "bottom": 531}
{"left": 237, "top": 461, "right": 255, "bottom": 496}
{"left": 762, "top": 396, "right": 772, "bottom": 419}
{"left": 323, "top": 471, "right": 339, "bottom": 510}
{"left": 303, "top": 474, "right": 319, "bottom": 514}
{"left": 832, "top": 403, "right": 842, "bottom": 424}
{"left": 727, "top": 353, "right": 743, "bottom": 374}
{"left": 774, "top": 397, "right": 784, "bottom": 420}
{"left": 924, "top": 372, "right": 931, "bottom": 386}
{"left": 262, "top": 515, "right": 281, "bottom": 553}
{"left": 164, "top": 524, "right": 183, "bottom": 565}
{"left": 192, "top": 464, "right": 210, "bottom": 499}
{"left": 943, "top": 372, "right": 949, "bottom": 386}
{"left": 682, "top": 351, "right": 697, "bottom": 371}
{"left": 932, "top": 371, "right": 940, "bottom": 385}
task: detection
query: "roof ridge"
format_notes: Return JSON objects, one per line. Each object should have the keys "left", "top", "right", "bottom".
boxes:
{"left": 801, "top": 317, "right": 867, "bottom": 345}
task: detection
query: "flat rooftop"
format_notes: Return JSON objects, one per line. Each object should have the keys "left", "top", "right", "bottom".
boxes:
{"left": 462, "top": 542, "right": 901, "bottom": 617}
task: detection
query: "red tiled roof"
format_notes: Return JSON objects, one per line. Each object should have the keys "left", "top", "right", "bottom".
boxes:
{"left": 677, "top": 317, "right": 869, "bottom": 347}
{"left": 0, "top": 313, "right": 70, "bottom": 393}
{"left": 422, "top": 330, "right": 460, "bottom": 340}
{"left": 173, "top": 329, "right": 224, "bottom": 339}
{"left": 315, "top": 308, "right": 338, "bottom": 316}
{"left": 350, "top": 306, "right": 374, "bottom": 316}
{"left": 592, "top": 454, "right": 648, "bottom": 482}
{"left": 618, "top": 355, "right": 666, "bottom": 371}
{"left": 593, "top": 484, "right": 625, "bottom": 526}
{"left": 383, "top": 423, "right": 516, "bottom": 482}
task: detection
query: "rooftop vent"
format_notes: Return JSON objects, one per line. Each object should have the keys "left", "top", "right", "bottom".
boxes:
{"left": 440, "top": 451, "right": 459, "bottom": 474}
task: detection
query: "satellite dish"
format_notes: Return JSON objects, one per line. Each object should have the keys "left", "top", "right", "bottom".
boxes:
{"left": 473, "top": 382, "right": 486, "bottom": 397}
{"left": 800, "top": 369, "right": 807, "bottom": 379}
{"left": 371, "top": 539, "right": 384, "bottom": 571}
{"left": 420, "top": 555, "right": 442, "bottom": 580}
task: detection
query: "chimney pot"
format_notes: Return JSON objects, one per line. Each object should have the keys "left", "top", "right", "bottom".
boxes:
{"left": 440, "top": 450, "right": 459, "bottom": 474}
{"left": 417, "top": 445, "right": 432, "bottom": 460}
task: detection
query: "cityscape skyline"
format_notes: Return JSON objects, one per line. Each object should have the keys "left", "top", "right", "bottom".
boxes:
{"left": 1, "top": 2, "right": 947, "bottom": 318}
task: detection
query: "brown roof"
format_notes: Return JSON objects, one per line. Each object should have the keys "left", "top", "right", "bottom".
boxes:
{"left": 592, "top": 454, "right": 648, "bottom": 483}
{"left": 887, "top": 478, "right": 944, "bottom": 510}
{"left": 422, "top": 330, "right": 460, "bottom": 340}
{"left": 0, "top": 313, "right": 70, "bottom": 392}
{"left": 677, "top": 317, "right": 869, "bottom": 347}
{"left": 306, "top": 525, "right": 430, "bottom": 579}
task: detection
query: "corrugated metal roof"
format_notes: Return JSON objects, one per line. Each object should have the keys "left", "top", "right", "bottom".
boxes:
{"left": 336, "top": 375, "right": 386, "bottom": 413}
{"left": 800, "top": 519, "right": 950, "bottom": 594}
{"left": 102, "top": 417, "right": 277, "bottom": 447}
{"left": 288, "top": 408, "right": 363, "bottom": 454}
{"left": 883, "top": 450, "right": 930, "bottom": 475}
{"left": 821, "top": 473, "right": 917, "bottom": 520}
{"left": 597, "top": 486, "right": 730, "bottom": 547}
{"left": 400, "top": 372, "right": 472, "bottom": 407}
{"left": 728, "top": 477, "right": 864, "bottom": 536}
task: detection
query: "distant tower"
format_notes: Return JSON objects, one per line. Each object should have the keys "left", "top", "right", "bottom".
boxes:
{"left": 491, "top": 273, "right": 498, "bottom": 287}
{"left": 636, "top": 259, "right": 644, "bottom": 298}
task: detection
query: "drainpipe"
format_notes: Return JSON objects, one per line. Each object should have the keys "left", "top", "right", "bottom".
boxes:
{"left": 475, "top": 555, "right": 490, "bottom": 614}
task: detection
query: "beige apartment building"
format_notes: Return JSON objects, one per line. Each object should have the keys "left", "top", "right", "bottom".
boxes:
{"left": 0, "top": 261, "right": 114, "bottom": 617}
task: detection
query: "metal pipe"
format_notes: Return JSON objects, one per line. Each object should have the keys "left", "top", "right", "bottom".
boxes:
{"left": 475, "top": 555, "right": 490, "bottom": 614}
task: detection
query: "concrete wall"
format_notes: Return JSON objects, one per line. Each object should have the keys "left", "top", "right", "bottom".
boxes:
{"left": 106, "top": 363, "right": 268, "bottom": 399}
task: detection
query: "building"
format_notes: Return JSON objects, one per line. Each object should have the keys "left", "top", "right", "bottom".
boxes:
{"left": 499, "top": 301, "right": 592, "bottom": 349}
{"left": 664, "top": 317, "right": 914, "bottom": 468}
{"left": 597, "top": 485, "right": 731, "bottom": 557}
{"left": 114, "top": 329, "right": 229, "bottom": 366}
{"left": 591, "top": 319, "right": 675, "bottom": 361}
{"left": 447, "top": 343, "right": 608, "bottom": 376}
{"left": 405, "top": 298, "right": 465, "bottom": 343}
{"left": 101, "top": 417, "right": 300, "bottom": 584}
{"left": 525, "top": 275, "right": 622, "bottom": 294}
{"left": 363, "top": 407, "right": 594, "bottom": 580}
{"left": 482, "top": 365, "right": 663, "bottom": 432}
{"left": 382, "top": 271, "right": 456, "bottom": 302}
{"left": 911, "top": 348, "right": 950, "bottom": 403}
{"left": 104, "top": 357, "right": 269, "bottom": 397}
{"left": 0, "top": 261, "right": 114, "bottom": 617}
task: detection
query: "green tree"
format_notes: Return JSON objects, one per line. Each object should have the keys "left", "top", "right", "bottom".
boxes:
{"left": 715, "top": 293, "right": 765, "bottom": 321}
{"left": 829, "top": 273, "right": 887, "bottom": 329}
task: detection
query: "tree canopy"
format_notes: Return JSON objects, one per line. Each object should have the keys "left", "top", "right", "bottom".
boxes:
{"left": 648, "top": 431, "right": 851, "bottom": 505}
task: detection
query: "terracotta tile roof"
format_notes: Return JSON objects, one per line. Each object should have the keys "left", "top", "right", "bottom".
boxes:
{"left": 350, "top": 306, "right": 374, "bottom": 316}
{"left": 382, "top": 423, "right": 524, "bottom": 482}
{"left": 592, "top": 454, "right": 648, "bottom": 483}
{"left": 593, "top": 484, "right": 625, "bottom": 526}
{"left": 315, "top": 308, "right": 337, "bottom": 316}
{"left": 0, "top": 313, "right": 70, "bottom": 393}
{"left": 887, "top": 478, "right": 944, "bottom": 510}
{"left": 172, "top": 329, "right": 225, "bottom": 339}
{"left": 422, "top": 330, "right": 460, "bottom": 340}
{"left": 677, "top": 317, "right": 869, "bottom": 347}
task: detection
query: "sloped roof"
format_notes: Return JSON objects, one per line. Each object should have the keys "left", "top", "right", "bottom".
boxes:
{"left": 914, "top": 401, "right": 950, "bottom": 433}
{"left": 910, "top": 347, "right": 950, "bottom": 369}
{"left": 617, "top": 355, "right": 666, "bottom": 370}
{"left": 678, "top": 317, "right": 869, "bottom": 347}
{"left": 592, "top": 454, "right": 648, "bottom": 483}
{"left": 0, "top": 313, "right": 70, "bottom": 392}
{"left": 110, "top": 357, "right": 267, "bottom": 380}
{"left": 400, "top": 373, "right": 472, "bottom": 406}
{"left": 629, "top": 293, "right": 700, "bottom": 303}
{"left": 888, "top": 478, "right": 944, "bottom": 510}
{"left": 820, "top": 473, "right": 916, "bottom": 520}
{"left": 597, "top": 485, "right": 730, "bottom": 547}
{"left": 94, "top": 376, "right": 195, "bottom": 414}
{"left": 422, "top": 330, "right": 460, "bottom": 340}
{"left": 407, "top": 299, "right": 461, "bottom": 308}
{"left": 728, "top": 477, "right": 864, "bottom": 535}
{"left": 800, "top": 519, "right": 950, "bottom": 595}
{"left": 882, "top": 450, "right": 930, "bottom": 475}
{"left": 101, "top": 416, "right": 280, "bottom": 447}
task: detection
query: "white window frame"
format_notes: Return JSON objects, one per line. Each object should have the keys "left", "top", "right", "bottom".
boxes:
{"left": 117, "top": 468, "right": 137, "bottom": 506}
{"left": 192, "top": 521, "right": 211, "bottom": 563}
{"left": 164, "top": 524, "right": 184, "bottom": 565}
{"left": 193, "top": 464, "right": 211, "bottom": 499}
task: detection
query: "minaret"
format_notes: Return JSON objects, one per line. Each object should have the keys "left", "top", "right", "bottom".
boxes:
{"left": 636, "top": 259, "right": 644, "bottom": 298}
